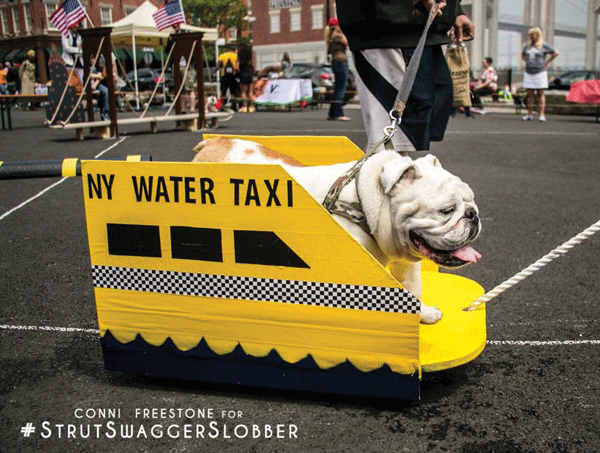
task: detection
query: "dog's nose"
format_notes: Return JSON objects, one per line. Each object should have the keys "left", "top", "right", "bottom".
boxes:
{"left": 465, "top": 208, "right": 477, "bottom": 220}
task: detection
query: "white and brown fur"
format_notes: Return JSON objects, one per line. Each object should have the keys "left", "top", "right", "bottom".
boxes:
{"left": 192, "top": 137, "right": 480, "bottom": 324}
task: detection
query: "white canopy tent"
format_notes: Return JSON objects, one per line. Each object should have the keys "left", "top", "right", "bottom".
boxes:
{"left": 110, "top": 0, "right": 218, "bottom": 107}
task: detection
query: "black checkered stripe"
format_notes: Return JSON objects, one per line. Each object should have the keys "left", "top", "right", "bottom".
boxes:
{"left": 92, "top": 265, "right": 421, "bottom": 314}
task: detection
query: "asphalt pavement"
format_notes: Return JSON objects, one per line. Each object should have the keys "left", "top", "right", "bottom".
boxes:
{"left": 0, "top": 105, "right": 599, "bottom": 453}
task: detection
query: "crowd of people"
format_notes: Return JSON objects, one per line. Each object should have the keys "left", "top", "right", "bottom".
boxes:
{"left": 0, "top": 61, "right": 21, "bottom": 96}
{"left": 4, "top": 1, "right": 563, "bottom": 132}
{"left": 0, "top": 50, "right": 40, "bottom": 110}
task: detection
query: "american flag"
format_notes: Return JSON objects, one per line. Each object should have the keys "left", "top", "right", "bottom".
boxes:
{"left": 152, "top": 0, "right": 185, "bottom": 31}
{"left": 49, "top": 0, "right": 87, "bottom": 36}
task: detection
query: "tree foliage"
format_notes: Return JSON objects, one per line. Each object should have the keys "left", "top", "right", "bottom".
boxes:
{"left": 182, "top": 0, "right": 248, "bottom": 32}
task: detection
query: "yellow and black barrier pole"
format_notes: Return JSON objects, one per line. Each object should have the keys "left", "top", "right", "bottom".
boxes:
{"left": 0, "top": 156, "right": 152, "bottom": 180}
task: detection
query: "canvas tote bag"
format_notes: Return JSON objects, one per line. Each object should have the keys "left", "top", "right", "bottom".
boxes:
{"left": 446, "top": 43, "right": 471, "bottom": 108}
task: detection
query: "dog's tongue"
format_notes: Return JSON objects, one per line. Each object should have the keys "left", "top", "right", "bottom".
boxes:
{"left": 450, "top": 245, "right": 481, "bottom": 263}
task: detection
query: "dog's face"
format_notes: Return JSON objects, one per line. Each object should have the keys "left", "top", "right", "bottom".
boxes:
{"left": 363, "top": 153, "right": 481, "bottom": 268}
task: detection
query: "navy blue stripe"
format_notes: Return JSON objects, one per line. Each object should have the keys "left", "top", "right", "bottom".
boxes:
{"left": 352, "top": 50, "right": 398, "bottom": 113}
{"left": 101, "top": 331, "right": 421, "bottom": 400}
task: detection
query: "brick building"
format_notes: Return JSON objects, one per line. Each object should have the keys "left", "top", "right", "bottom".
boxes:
{"left": 0, "top": 0, "right": 151, "bottom": 83}
{"left": 250, "top": 0, "right": 336, "bottom": 69}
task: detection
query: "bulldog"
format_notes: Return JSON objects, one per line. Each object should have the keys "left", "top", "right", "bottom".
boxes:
{"left": 193, "top": 137, "right": 481, "bottom": 324}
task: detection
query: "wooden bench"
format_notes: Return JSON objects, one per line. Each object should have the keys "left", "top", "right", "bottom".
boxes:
{"left": 49, "top": 111, "right": 233, "bottom": 140}
{"left": 0, "top": 94, "right": 49, "bottom": 130}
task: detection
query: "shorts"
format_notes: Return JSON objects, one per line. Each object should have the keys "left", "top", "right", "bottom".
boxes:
{"left": 352, "top": 46, "right": 453, "bottom": 152}
{"left": 240, "top": 73, "right": 253, "bottom": 85}
{"left": 523, "top": 71, "right": 549, "bottom": 90}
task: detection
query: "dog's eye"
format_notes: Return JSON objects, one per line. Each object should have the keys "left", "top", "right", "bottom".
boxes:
{"left": 440, "top": 207, "right": 455, "bottom": 215}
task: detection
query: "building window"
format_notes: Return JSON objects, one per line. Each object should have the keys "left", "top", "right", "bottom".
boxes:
{"left": 0, "top": 9, "right": 8, "bottom": 36}
{"left": 124, "top": 6, "right": 136, "bottom": 16}
{"left": 289, "top": 7, "right": 301, "bottom": 32}
{"left": 100, "top": 6, "right": 112, "bottom": 26}
{"left": 228, "top": 27, "right": 237, "bottom": 41}
{"left": 12, "top": 5, "right": 20, "bottom": 34}
{"left": 24, "top": 4, "right": 32, "bottom": 33}
{"left": 311, "top": 5, "right": 323, "bottom": 30}
{"left": 269, "top": 10, "right": 280, "bottom": 34}
{"left": 45, "top": 3, "right": 58, "bottom": 30}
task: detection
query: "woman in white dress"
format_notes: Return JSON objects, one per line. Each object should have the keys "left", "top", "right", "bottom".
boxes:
{"left": 521, "top": 27, "right": 559, "bottom": 122}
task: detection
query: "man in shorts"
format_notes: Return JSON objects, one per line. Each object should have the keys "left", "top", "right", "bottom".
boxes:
{"left": 337, "top": 0, "right": 474, "bottom": 153}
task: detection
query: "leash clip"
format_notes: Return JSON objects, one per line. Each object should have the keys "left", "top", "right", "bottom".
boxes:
{"left": 383, "top": 109, "right": 401, "bottom": 143}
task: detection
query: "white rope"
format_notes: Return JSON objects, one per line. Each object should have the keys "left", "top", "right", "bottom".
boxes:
{"left": 110, "top": 43, "right": 159, "bottom": 120}
{"left": 161, "top": 40, "right": 197, "bottom": 119}
{"left": 140, "top": 41, "right": 176, "bottom": 118}
{"left": 464, "top": 218, "right": 600, "bottom": 311}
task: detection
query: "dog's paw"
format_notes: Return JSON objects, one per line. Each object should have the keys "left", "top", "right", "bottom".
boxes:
{"left": 420, "top": 305, "right": 443, "bottom": 324}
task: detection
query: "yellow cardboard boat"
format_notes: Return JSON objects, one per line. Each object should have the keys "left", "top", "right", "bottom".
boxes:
{"left": 83, "top": 135, "right": 485, "bottom": 400}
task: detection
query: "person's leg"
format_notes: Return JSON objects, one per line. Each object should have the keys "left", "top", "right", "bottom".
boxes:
{"left": 538, "top": 89, "right": 546, "bottom": 120}
{"left": 411, "top": 45, "right": 452, "bottom": 146}
{"left": 471, "top": 89, "right": 483, "bottom": 108}
{"left": 526, "top": 89, "right": 534, "bottom": 116}
{"left": 99, "top": 85, "right": 109, "bottom": 119}
{"left": 327, "top": 68, "right": 339, "bottom": 119}
{"left": 247, "top": 82, "right": 255, "bottom": 112}
{"left": 220, "top": 77, "right": 229, "bottom": 110}
{"left": 239, "top": 83, "right": 248, "bottom": 112}
{"left": 332, "top": 62, "right": 349, "bottom": 119}
{"left": 352, "top": 48, "right": 414, "bottom": 152}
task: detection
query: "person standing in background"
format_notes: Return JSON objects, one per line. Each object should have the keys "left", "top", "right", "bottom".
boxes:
{"left": 0, "top": 62, "right": 8, "bottom": 95}
{"left": 337, "top": 0, "right": 474, "bottom": 153}
{"left": 218, "top": 44, "right": 239, "bottom": 112}
{"left": 521, "top": 27, "right": 559, "bottom": 122}
{"left": 325, "top": 18, "right": 350, "bottom": 121}
{"left": 238, "top": 43, "right": 255, "bottom": 113}
{"left": 6, "top": 61, "right": 20, "bottom": 94}
{"left": 19, "top": 50, "right": 37, "bottom": 110}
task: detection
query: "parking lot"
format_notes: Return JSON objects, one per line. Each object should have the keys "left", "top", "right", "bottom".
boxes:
{"left": 0, "top": 106, "right": 599, "bottom": 452}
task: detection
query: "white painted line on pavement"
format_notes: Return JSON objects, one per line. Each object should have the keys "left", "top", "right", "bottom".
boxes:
{"left": 94, "top": 136, "right": 127, "bottom": 159}
{"left": 0, "top": 178, "right": 68, "bottom": 221}
{"left": 0, "top": 137, "right": 127, "bottom": 222}
{"left": 447, "top": 130, "right": 598, "bottom": 136}
{"left": 487, "top": 340, "right": 600, "bottom": 346}
{"left": 0, "top": 324, "right": 99, "bottom": 335}
{"left": 1, "top": 324, "right": 599, "bottom": 347}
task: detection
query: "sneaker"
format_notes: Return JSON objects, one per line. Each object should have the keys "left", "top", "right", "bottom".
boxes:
{"left": 522, "top": 115, "right": 532, "bottom": 121}
{"left": 471, "top": 107, "right": 486, "bottom": 115}
{"left": 539, "top": 115, "right": 546, "bottom": 122}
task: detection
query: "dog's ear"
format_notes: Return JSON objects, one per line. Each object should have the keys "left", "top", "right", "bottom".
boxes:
{"left": 357, "top": 153, "right": 415, "bottom": 235}
{"left": 192, "top": 140, "right": 207, "bottom": 152}
{"left": 379, "top": 159, "right": 420, "bottom": 194}
{"left": 420, "top": 154, "right": 442, "bottom": 168}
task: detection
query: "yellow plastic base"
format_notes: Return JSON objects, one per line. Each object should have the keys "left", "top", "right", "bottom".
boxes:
{"left": 419, "top": 272, "right": 486, "bottom": 372}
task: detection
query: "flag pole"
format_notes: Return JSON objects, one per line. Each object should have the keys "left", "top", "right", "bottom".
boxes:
{"left": 81, "top": 4, "right": 95, "bottom": 28}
